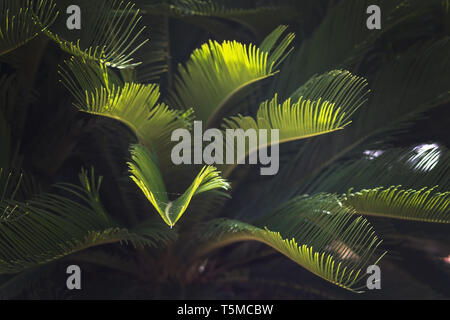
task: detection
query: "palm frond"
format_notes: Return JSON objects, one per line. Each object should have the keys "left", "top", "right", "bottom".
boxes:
{"left": 192, "top": 195, "right": 385, "bottom": 292}
{"left": 0, "top": 168, "right": 172, "bottom": 274}
{"left": 290, "top": 70, "right": 370, "bottom": 117}
{"left": 267, "top": 38, "right": 450, "bottom": 203}
{"left": 343, "top": 186, "right": 450, "bottom": 223}
{"left": 60, "top": 57, "right": 191, "bottom": 162}
{"left": 272, "top": 0, "right": 441, "bottom": 98}
{"left": 355, "top": 38, "right": 450, "bottom": 141}
{"left": 304, "top": 146, "right": 450, "bottom": 195}
{"left": 170, "top": 25, "right": 294, "bottom": 123}
{"left": 0, "top": 0, "right": 57, "bottom": 56}
{"left": 45, "top": 0, "right": 147, "bottom": 68}
{"left": 224, "top": 94, "right": 354, "bottom": 141}
{"left": 220, "top": 89, "right": 361, "bottom": 177}
{"left": 128, "top": 144, "right": 230, "bottom": 227}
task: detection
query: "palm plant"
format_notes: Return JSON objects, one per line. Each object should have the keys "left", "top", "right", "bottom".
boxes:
{"left": 0, "top": 0, "right": 448, "bottom": 299}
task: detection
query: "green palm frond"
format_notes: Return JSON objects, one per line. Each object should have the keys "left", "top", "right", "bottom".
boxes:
{"left": 272, "top": 0, "right": 441, "bottom": 97}
{"left": 356, "top": 39, "right": 450, "bottom": 141}
{"left": 170, "top": 25, "right": 295, "bottom": 123}
{"left": 60, "top": 57, "right": 191, "bottom": 161}
{"left": 217, "top": 69, "right": 368, "bottom": 176}
{"left": 128, "top": 144, "right": 230, "bottom": 227}
{"left": 304, "top": 146, "right": 450, "bottom": 195}
{"left": 45, "top": 0, "right": 147, "bottom": 68}
{"left": 343, "top": 186, "right": 450, "bottom": 223}
{"left": 192, "top": 195, "right": 385, "bottom": 292}
{"left": 224, "top": 94, "right": 353, "bottom": 143}
{"left": 271, "top": 38, "right": 450, "bottom": 200}
{"left": 0, "top": 0, "right": 57, "bottom": 56}
{"left": 0, "top": 168, "right": 173, "bottom": 274}
{"left": 290, "top": 70, "right": 369, "bottom": 115}
{"left": 220, "top": 91, "right": 360, "bottom": 176}
{"left": 58, "top": 57, "right": 122, "bottom": 107}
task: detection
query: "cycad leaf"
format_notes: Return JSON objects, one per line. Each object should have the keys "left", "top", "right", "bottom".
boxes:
{"left": 220, "top": 93, "right": 353, "bottom": 176}
{"left": 128, "top": 144, "right": 230, "bottom": 227}
{"left": 0, "top": 0, "right": 57, "bottom": 56}
{"left": 304, "top": 146, "right": 450, "bottom": 195}
{"left": 224, "top": 94, "right": 352, "bottom": 142}
{"left": 193, "top": 195, "right": 384, "bottom": 292}
{"left": 269, "top": 39, "right": 450, "bottom": 202}
{"left": 60, "top": 57, "right": 191, "bottom": 162}
{"left": 0, "top": 168, "right": 171, "bottom": 274}
{"left": 45, "top": 0, "right": 147, "bottom": 68}
{"left": 272, "top": 0, "right": 440, "bottom": 97}
{"left": 343, "top": 186, "right": 450, "bottom": 223}
{"left": 290, "top": 70, "right": 369, "bottom": 117}
{"left": 171, "top": 25, "right": 295, "bottom": 122}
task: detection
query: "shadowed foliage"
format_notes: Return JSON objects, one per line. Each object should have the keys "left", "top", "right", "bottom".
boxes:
{"left": 0, "top": 0, "right": 448, "bottom": 299}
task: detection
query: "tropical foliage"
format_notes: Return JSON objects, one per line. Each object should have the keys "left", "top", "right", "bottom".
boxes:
{"left": 0, "top": 0, "right": 448, "bottom": 299}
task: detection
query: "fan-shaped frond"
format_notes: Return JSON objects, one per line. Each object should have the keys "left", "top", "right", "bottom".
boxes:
{"left": 0, "top": 169, "right": 174, "bottom": 274}
{"left": 291, "top": 70, "right": 369, "bottom": 117}
{"left": 45, "top": 0, "right": 147, "bottom": 68}
{"left": 220, "top": 93, "right": 354, "bottom": 177}
{"left": 170, "top": 25, "right": 294, "bottom": 122}
{"left": 0, "top": 0, "right": 57, "bottom": 56}
{"left": 128, "top": 144, "right": 230, "bottom": 227}
{"left": 192, "top": 195, "right": 385, "bottom": 292}
{"left": 60, "top": 57, "right": 191, "bottom": 161}
{"left": 343, "top": 186, "right": 450, "bottom": 223}
{"left": 224, "top": 94, "right": 352, "bottom": 142}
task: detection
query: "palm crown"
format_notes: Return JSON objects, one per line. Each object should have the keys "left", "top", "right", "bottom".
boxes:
{"left": 0, "top": 0, "right": 449, "bottom": 299}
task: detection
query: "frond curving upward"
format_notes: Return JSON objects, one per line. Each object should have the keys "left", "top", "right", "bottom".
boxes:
{"left": 220, "top": 93, "right": 354, "bottom": 176}
{"left": 343, "top": 186, "right": 450, "bottom": 223}
{"left": 59, "top": 57, "right": 191, "bottom": 162}
{"left": 224, "top": 94, "right": 351, "bottom": 142}
{"left": 171, "top": 25, "right": 295, "bottom": 122}
{"left": 192, "top": 195, "right": 385, "bottom": 292}
{"left": 128, "top": 144, "right": 230, "bottom": 227}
